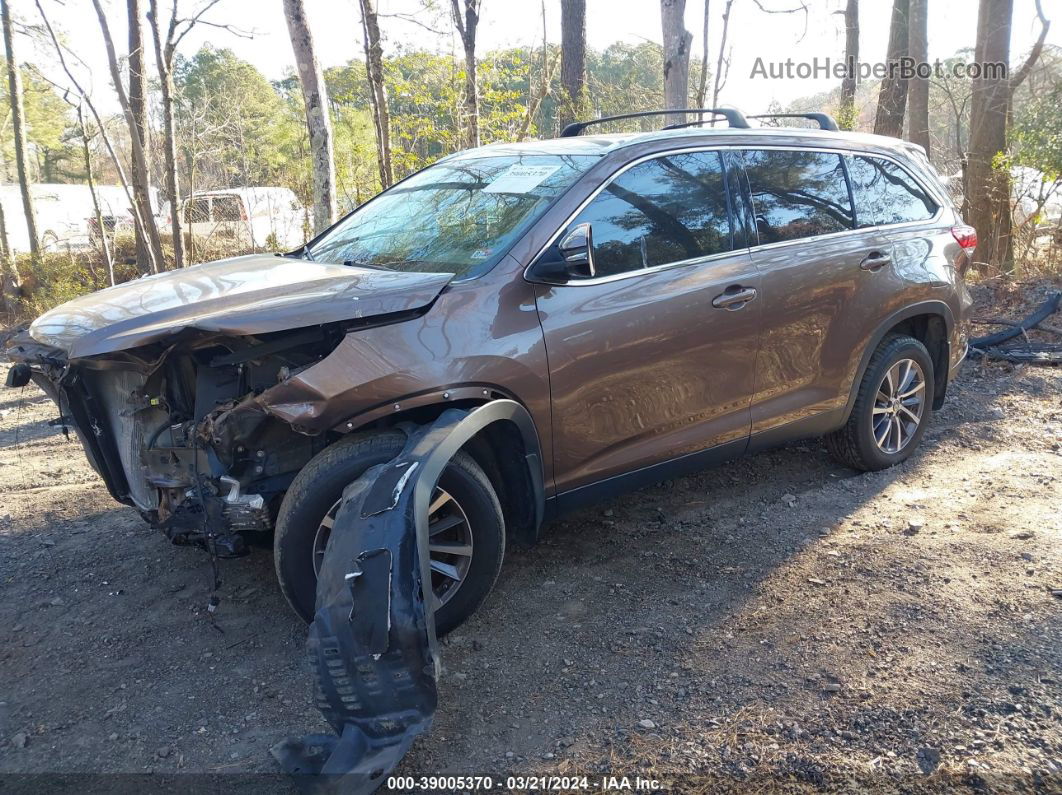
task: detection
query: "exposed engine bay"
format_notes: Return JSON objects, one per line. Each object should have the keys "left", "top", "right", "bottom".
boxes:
{"left": 7, "top": 321, "right": 359, "bottom": 556}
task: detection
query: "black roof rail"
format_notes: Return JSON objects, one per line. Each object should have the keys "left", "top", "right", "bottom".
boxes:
{"left": 745, "top": 112, "right": 840, "bottom": 132}
{"left": 559, "top": 107, "right": 750, "bottom": 137}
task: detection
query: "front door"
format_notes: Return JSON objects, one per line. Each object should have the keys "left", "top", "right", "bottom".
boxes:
{"left": 532, "top": 149, "right": 762, "bottom": 496}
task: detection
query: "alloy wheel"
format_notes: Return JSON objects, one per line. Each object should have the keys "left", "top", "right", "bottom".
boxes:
{"left": 872, "top": 358, "right": 926, "bottom": 454}
{"left": 312, "top": 487, "right": 474, "bottom": 609}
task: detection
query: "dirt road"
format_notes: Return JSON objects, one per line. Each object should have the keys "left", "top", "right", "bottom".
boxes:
{"left": 1, "top": 352, "right": 1059, "bottom": 790}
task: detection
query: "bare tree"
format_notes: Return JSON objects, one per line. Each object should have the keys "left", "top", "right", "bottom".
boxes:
{"left": 559, "top": 0, "right": 586, "bottom": 130}
{"left": 284, "top": 0, "right": 336, "bottom": 233}
{"left": 39, "top": 0, "right": 154, "bottom": 274}
{"left": 1, "top": 0, "right": 37, "bottom": 259}
{"left": 128, "top": 0, "right": 152, "bottom": 271}
{"left": 358, "top": 0, "right": 393, "bottom": 188}
{"left": 908, "top": 0, "right": 929, "bottom": 153}
{"left": 695, "top": 0, "right": 710, "bottom": 108}
{"left": 965, "top": 0, "right": 1050, "bottom": 272}
{"left": 661, "top": 0, "right": 693, "bottom": 125}
{"left": 874, "top": 0, "right": 909, "bottom": 137}
{"left": 712, "top": 0, "right": 735, "bottom": 109}
{"left": 518, "top": 1, "right": 558, "bottom": 140}
{"left": 839, "top": 0, "right": 858, "bottom": 130}
{"left": 76, "top": 103, "right": 114, "bottom": 285}
{"left": 0, "top": 202, "right": 18, "bottom": 313}
{"left": 450, "top": 0, "right": 481, "bottom": 149}
{"left": 90, "top": 0, "right": 164, "bottom": 273}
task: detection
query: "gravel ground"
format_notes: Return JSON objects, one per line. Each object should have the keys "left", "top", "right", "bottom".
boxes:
{"left": 1, "top": 298, "right": 1060, "bottom": 791}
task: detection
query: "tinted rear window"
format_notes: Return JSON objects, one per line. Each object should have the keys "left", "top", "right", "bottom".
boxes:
{"left": 740, "top": 150, "right": 853, "bottom": 244}
{"left": 212, "top": 196, "right": 243, "bottom": 221}
{"left": 185, "top": 198, "right": 209, "bottom": 224}
{"left": 846, "top": 155, "right": 938, "bottom": 227}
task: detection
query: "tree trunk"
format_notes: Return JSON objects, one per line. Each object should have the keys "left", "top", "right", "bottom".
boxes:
{"left": 451, "top": 0, "right": 480, "bottom": 149}
{"left": 127, "top": 0, "right": 152, "bottom": 271}
{"left": 908, "top": 0, "right": 930, "bottom": 153}
{"left": 559, "top": 0, "right": 586, "bottom": 130}
{"left": 1, "top": 0, "right": 38, "bottom": 257}
{"left": 661, "top": 0, "right": 693, "bottom": 126}
{"left": 147, "top": 0, "right": 184, "bottom": 267}
{"left": 0, "top": 202, "right": 19, "bottom": 312}
{"left": 874, "top": 0, "right": 909, "bottom": 138}
{"left": 358, "top": 0, "right": 393, "bottom": 189}
{"left": 284, "top": 0, "right": 337, "bottom": 233}
{"left": 90, "top": 0, "right": 164, "bottom": 274}
{"left": 78, "top": 104, "right": 114, "bottom": 286}
{"left": 712, "top": 0, "right": 734, "bottom": 109}
{"left": 966, "top": 0, "right": 1013, "bottom": 273}
{"left": 839, "top": 0, "right": 859, "bottom": 130}
{"left": 695, "top": 0, "right": 710, "bottom": 108}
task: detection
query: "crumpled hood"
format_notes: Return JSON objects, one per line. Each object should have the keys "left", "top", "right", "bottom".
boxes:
{"left": 28, "top": 254, "right": 454, "bottom": 358}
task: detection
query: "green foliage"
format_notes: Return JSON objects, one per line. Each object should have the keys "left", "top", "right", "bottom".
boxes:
{"left": 1013, "top": 81, "right": 1062, "bottom": 180}
{"left": 0, "top": 58, "right": 78, "bottom": 183}
{"left": 174, "top": 46, "right": 304, "bottom": 192}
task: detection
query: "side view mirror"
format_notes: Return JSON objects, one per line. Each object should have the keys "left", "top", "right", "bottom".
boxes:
{"left": 531, "top": 223, "right": 596, "bottom": 283}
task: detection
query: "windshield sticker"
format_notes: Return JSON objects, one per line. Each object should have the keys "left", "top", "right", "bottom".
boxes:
{"left": 482, "top": 164, "right": 560, "bottom": 194}
{"left": 470, "top": 247, "right": 493, "bottom": 259}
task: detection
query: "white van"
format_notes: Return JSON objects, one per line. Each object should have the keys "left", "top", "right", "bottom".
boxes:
{"left": 0, "top": 184, "right": 151, "bottom": 252}
{"left": 161, "top": 187, "right": 306, "bottom": 251}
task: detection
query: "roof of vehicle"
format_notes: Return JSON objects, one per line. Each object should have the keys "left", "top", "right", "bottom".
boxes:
{"left": 446, "top": 125, "right": 928, "bottom": 162}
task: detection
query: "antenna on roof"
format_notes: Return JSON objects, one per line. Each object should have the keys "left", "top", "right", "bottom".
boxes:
{"left": 559, "top": 107, "right": 750, "bottom": 137}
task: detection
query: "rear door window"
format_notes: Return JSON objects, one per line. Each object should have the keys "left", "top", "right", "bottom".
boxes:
{"left": 846, "top": 155, "right": 938, "bottom": 227}
{"left": 568, "top": 150, "right": 734, "bottom": 277}
{"left": 740, "top": 149, "right": 853, "bottom": 244}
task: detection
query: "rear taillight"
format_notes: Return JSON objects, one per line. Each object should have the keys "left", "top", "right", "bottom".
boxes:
{"left": 951, "top": 224, "right": 977, "bottom": 251}
{"left": 951, "top": 224, "right": 977, "bottom": 275}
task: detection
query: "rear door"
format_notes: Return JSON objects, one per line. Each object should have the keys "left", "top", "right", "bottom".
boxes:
{"left": 738, "top": 147, "right": 895, "bottom": 435}
{"left": 532, "top": 149, "right": 762, "bottom": 495}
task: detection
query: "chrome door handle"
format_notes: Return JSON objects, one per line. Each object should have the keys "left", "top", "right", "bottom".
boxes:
{"left": 712, "top": 286, "right": 758, "bottom": 309}
{"left": 860, "top": 252, "right": 892, "bottom": 271}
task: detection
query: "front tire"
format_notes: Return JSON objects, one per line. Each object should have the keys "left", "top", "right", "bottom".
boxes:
{"left": 274, "top": 431, "right": 505, "bottom": 636}
{"left": 826, "top": 334, "right": 935, "bottom": 471}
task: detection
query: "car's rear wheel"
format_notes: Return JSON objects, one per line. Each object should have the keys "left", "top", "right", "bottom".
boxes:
{"left": 825, "top": 334, "right": 935, "bottom": 471}
{"left": 274, "top": 431, "right": 505, "bottom": 635}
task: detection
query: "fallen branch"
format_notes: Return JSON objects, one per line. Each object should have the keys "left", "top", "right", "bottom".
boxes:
{"left": 970, "top": 292, "right": 1062, "bottom": 365}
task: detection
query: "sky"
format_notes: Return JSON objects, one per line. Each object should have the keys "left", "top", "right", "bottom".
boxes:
{"left": 24, "top": 0, "right": 1061, "bottom": 117}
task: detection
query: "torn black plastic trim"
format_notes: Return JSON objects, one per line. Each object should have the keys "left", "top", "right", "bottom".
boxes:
{"left": 273, "top": 399, "right": 540, "bottom": 792}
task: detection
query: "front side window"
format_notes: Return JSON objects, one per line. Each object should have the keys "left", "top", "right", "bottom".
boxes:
{"left": 567, "top": 150, "right": 733, "bottom": 278}
{"left": 846, "top": 155, "right": 938, "bottom": 227}
{"left": 741, "top": 150, "right": 853, "bottom": 244}
{"left": 307, "top": 154, "right": 599, "bottom": 279}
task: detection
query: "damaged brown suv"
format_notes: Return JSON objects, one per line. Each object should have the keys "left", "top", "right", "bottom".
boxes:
{"left": 5, "top": 109, "right": 973, "bottom": 634}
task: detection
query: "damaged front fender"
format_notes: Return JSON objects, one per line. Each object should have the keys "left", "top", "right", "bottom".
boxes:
{"left": 273, "top": 400, "right": 535, "bottom": 791}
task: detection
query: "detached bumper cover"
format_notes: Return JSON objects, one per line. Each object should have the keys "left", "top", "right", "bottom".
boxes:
{"left": 273, "top": 400, "right": 542, "bottom": 793}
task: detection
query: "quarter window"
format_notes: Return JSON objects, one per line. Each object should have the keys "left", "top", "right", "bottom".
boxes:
{"left": 568, "top": 151, "right": 734, "bottom": 277}
{"left": 846, "top": 155, "right": 938, "bottom": 227}
{"left": 740, "top": 150, "right": 853, "bottom": 243}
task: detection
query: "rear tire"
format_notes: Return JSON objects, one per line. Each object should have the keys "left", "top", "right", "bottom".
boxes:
{"left": 274, "top": 431, "right": 505, "bottom": 636}
{"left": 825, "top": 334, "right": 935, "bottom": 471}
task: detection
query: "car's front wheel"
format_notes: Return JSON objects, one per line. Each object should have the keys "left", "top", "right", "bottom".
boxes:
{"left": 825, "top": 334, "right": 935, "bottom": 471}
{"left": 274, "top": 431, "right": 505, "bottom": 635}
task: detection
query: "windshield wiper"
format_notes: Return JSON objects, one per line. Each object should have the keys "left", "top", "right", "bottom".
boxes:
{"left": 343, "top": 259, "right": 392, "bottom": 271}
{"left": 282, "top": 246, "right": 315, "bottom": 261}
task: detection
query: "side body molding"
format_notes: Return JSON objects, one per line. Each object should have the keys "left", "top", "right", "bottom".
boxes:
{"left": 272, "top": 401, "right": 541, "bottom": 791}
